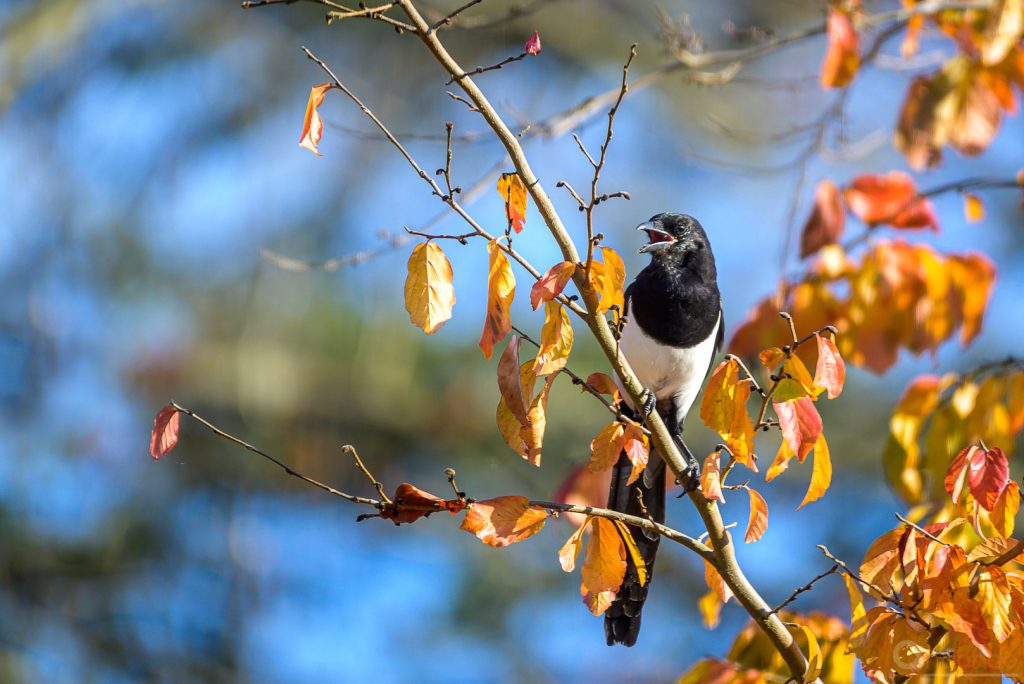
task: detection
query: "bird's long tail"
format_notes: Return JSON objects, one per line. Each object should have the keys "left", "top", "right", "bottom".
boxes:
{"left": 603, "top": 437, "right": 666, "bottom": 647}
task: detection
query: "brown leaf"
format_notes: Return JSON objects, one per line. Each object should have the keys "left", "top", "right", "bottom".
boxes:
{"left": 479, "top": 240, "right": 515, "bottom": 359}
{"left": 497, "top": 336, "right": 530, "bottom": 426}
{"left": 404, "top": 242, "right": 455, "bottom": 335}
{"left": 820, "top": 8, "right": 860, "bottom": 88}
{"left": 299, "top": 83, "right": 333, "bottom": 156}
{"left": 744, "top": 486, "right": 769, "bottom": 543}
{"left": 150, "top": 405, "right": 180, "bottom": 460}
{"left": 530, "top": 261, "right": 575, "bottom": 310}
{"left": 497, "top": 172, "right": 528, "bottom": 233}
{"left": 381, "top": 483, "right": 466, "bottom": 525}
{"left": 460, "top": 496, "right": 549, "bottom": 547}
{"left": 800, "top": 180, "right": 846, "bottom": 258}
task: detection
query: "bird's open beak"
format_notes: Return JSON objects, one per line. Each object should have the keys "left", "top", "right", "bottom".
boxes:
{"left": 637, "top": 223, "right": 675, "bottom": 253}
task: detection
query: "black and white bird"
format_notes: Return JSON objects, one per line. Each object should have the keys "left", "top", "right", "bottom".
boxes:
{"left": 605, "top": 213, "right": 724, "bottom": 647}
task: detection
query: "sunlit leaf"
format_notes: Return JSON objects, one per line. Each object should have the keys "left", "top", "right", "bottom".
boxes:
{"left": 558, "top": 516, "right": 590, "bottom": 572}
{"left": 585, "top": 372, "right": 620, "bottom": 401}
{"left": 814, "top": 333, "right": 846, "bottom": 400}
{"left": 381, "top": 483, "right": 466, "bottom": 525}
{"left": 820, "top": 9, "right": 860, "bottom": 88}
{"left": 299, "top": 83, "right": 333, "bottom": 156}
{"left": 479, "top": 240, "right": 515, "bottom": 359}
{"left": 580, "top": 517, "right": 627, "bottom": 616}
{"left": 497, "top": 336, "right": 530, "bottom": 426}
{"left": 530, "top": 261, "right": 575, "bottom": 310}
{"left": 588, "top": 421, "right": 626, "bottom": 473}
{"left": 460, "top": 495, "right": 548, "bottom": 547}
{"left": 150, "top": 405, "right": 180, "bottom": 461}
{"left": 534, "top": 301, "right": 573, "bottom": 376}
{"left": 800, "top": 180, "right": 846, "bottom": 258}
{"left": 697, "top": 590, "right": 722, "bottom": 629}
{"left": 701, "top": 450, "right": 725, "bottom": 503}
{"left": 497, "top": 172, "right": 528, "bottom": 233}
{"left": 613, "top": 520, "right": 647, "bottom": 587}
{"left": 774, "top": 396, "right": 822, "bottom": 463}
{"left": 964, "top": 192, "right": 985, "bottom": 222}
{"left": 621, "top": 423, "right": 649, "bottom": 485}
{"left": 992, "top": 481, "right": 1020, "bottom": 537}
{"left": 798, "top": 433, "right": 831, "bottom": 510}
{"left": 404, "top": 242, "right": 456, "bottom": 335}
{"left": 744, "top": 486, "right": 769, "bottom": 543}
{"left": 843, "top": 171, "right": 938, "bottom": 230}
{"left": 700, "top": 359, "right": 757, "bottom": 468}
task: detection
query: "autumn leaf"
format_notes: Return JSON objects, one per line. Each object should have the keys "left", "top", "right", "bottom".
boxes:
{"left": 701, "top": 450, "right": 725, "bottom": 503}
{"left": 533, "top": 301, "right": 573, "bottom": 376}
{"left": 743, "top": 486, "right": 769, "bottom": 543}
{"left": 150, "top": 405, "right": 180, "bottom": 460}
{"left": 530, "top": 261, "right": 575, "bottom": 309}
{"left": 759, "top": 346, "right": 785, "bottom": 370}
{"left": 588, "top": 248, "right": 626, "bottom": 316}
{"left": 559, "top": 517, "right": 590, "bottom": 571}
{"left": 964, "top": 192, "right": 985, "bottom": 222}
{"left": 800, "top": 180, "right": 846, "bottom": 258}
{"left": 991, "top": 481, "right": 1020, "bottom": 536}
{"left": 299, "top": 83, "right": 333, "bottom": 156}
{"left": 404, "top": 242, "right": 455, "bottom": 335}
{"left": 697, "top": 590, "right": 722, "bottom": 629}
{"left": 843, "top": 172, "right": 938, "bottom": 230}
{"left": 381, "top": 483, "right": 466, "bottom": 525}
{"left": 980, "top": 0, "right": 1024, "bottom": 65}
{"left": 524, "top": 30, "right": 542, "bottom": 56}
{"left": 460, "top": 496, "right": 549, "bottom": 547}
{"left": 621, "top": 423, "right": 649, "bottom": 485}
{"left": 588, "top": 421, "right": 626, "bottom": 473}
{"left": 774, "top": 353, "right": 825, "bottom": 401}
{"left": 774, "top": 396, "right": 823, "bottom": 462}
{"left": 704, "top": 553, "right": 734, "bottom": 604}
{"left": 794, "top": 624, "right": 823, "bottom": 683}
{"left": 496, "top": 359, "right": 555, "bottom": 466}
{"left": 497, "top": 336, "right": 530, "bottom": 426}
{"left": 479, "top": 240, "right": 515, "bottom": 359}
{"left": 700, "top": 359, "right": 757, "bottom": 468}
{"left": 813, "top": 333, "right": 846, "bottom": 399}
{"left": 820, "top": 8, "right": 860, "bottom": 88}
{"left": 798, "top": 434, "right": 831, "bottom": 510}
{"left": 497, "top": 172, "right": 528, "bottom": 234}
{"left": 585, "top": 372, "right": 620, "bottom": 401}
{"left": 613, "top": 520, "right": 647, "bottom": 587}
{"left": 522, "top": 371, "right": 557, "bottom": 466}
{"left": 553, "top": 467, "right": 612, "bottom": 527}
{"left": 580, "top": 517, "right": 628, "bottom": 616}
{"left": 765, "top": 439, "right": 795, "bottom": 483}
{"left": 944, "top": 443, "right": 1009, "bottom": 511}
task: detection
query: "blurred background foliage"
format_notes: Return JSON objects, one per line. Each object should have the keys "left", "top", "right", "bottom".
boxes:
{"left": 1, "top": 0, "right": 1022, "bottom": 682}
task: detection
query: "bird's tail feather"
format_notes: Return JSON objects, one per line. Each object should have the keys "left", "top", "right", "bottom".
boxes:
{"left": 603, "top": 440, "right": 666, "bottom": 647}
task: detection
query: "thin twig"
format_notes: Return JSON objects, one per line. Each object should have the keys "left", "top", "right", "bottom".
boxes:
{"left": 446, "top": 51, "right": 529, "bottom": 86}
{"left": 343, "top": 444, "right": 391, "bottom": 503}
{"left": 769, "top": 565, "right": 839, "bottom": 615}
{"left": 429, "top": 0, "right": 482, "bottom": 31}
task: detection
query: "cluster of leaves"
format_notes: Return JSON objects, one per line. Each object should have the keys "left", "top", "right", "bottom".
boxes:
{"left": 731, "top": 238, "right": 994, "bottom": 374}
{"left": 884, "top": 363, "right": 1024, "bottom": 507}
{"left": 844, "top": 444, "right": 1024, "bottom": 682}
{"left": 821, "top": 0, "right": 1024, "bottom": 168}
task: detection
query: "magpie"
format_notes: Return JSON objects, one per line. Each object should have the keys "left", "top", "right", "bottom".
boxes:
{"left": 605, "top": 213, "right": 724, "bottom": 647}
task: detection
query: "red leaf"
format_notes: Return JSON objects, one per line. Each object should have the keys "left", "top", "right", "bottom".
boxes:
{"left": 524, "top": 31, "right": 542, "bottom": 56}
{"left": 381, "top": 483, "right": 466, "bottom": 525}
{"left": 843, "top": 171, "right": 938, "bottom": 231}
{"left": 530, "top": 261, "right": 575, "bottom": 310}
{"left": 944, "top": 444, "right": 1010, "bottom": 511}
{"left": 773, "top": 396, "right": 822, "bottom": 462}
{"left": 150, "top": 406, "right": 180, "bottom": 460}
{"left": 800, "top": 180, "right": 846, "bottom": 258}
{"left": 813, "top": 333, "right": 846, "bottom": 399}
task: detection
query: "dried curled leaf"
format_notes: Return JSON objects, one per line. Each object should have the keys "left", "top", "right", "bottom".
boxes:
{"left": 381, "top": 483, "right": 466, "bottom": 525}
{"left": 404, "top": 242, "right": 455, "bottom": 335}
{"left": 299, "top": 83, "right": 333, "bottom": 156}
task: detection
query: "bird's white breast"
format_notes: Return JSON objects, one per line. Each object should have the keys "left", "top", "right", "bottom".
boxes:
{"left": 617, "top": 315, "right": 720, "bottom": 424}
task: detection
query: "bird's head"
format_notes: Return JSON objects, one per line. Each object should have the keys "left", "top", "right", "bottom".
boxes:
{"left": 637, "top": 213, "right": 710, "bottom": 257}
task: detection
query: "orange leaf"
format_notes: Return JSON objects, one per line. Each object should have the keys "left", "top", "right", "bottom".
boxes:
{"left": 820, "top": 9, "right": 860, "bottom": 88}
{"left": 743, "top": 486, "right": 769, "bottom": 543}
{"left": 299, "top": 83, "right": 333, "bottom": 156}
{"left": 150, "top": 405, "right": 180, "bottom": 460}
{"left": 945, "top": 443, "right": 1009, "bottom": 511}
{"left": 991, "top": 481, "right": 1019, "bottom": 537}
{"left": 495, "top": 360, "right": 554, "bottom": 465}
{"left": 613, "top": 520, "right": 647, "bottom": 587}
{"left": 381, "top": 483, "right": 466, "bottom": 525}
{"left": 701, "top": 451, "right": 725, "bottom": 503}
{"left": 621, "top": 423, "right": 649, "bottom": 486}
{"left": 800, "top": 180, "right": 846, "bottom": 258}
{"left": 964, "top": 192, "right": 985, "bottom": 222}
{"left": 553, "top": 466, "right": 612, "bottom": 528}
{"left": 813, "top": 333, "right": 846, "bottom": 399}
{"left": 599, "top": 247, "right": 626, "bottom": 315}
{"left": 774, "top": 397, "right": 823, "bottom": 462}
{"left": 404, "top": 242, "right": 455, "bottom": 335}
{"left": 530, "top": 261, "right": 575, "bottom": 310}
{"left": 558, "top": 517, "right": 590, "bottom": 572}
{"left": 844, "top": 172, "right": 939, "bottom": 230}
{"left": 497, "top": 172, "right": 528, "bottom": 233}
{"left": 479, "top": 240, "right": 515, "bottom": 359}
{"left": 700, "top": 359, "right": 756, "bottom": 468}
{"left": 585, "top": 372, "right": 620, "bottom": 401}
{"left": 765, "top": 438, "right": 795, "bottom": 483}
{"left": 588, "top": 421, "right": 626, "bottom": 473}
{"left": 704, "top": 554, "right": 734, "bottom": 604}
{"left": 497, "top": 336, "right": 530, "bottom": 426}
{"left": 798, "top": 433, "right": 831, "bottom": 510}
{"left": 460, "top": 496, "right": 549, "bottom": 547}
{"left": 759, "top": 346, "right": 785, "bottom": 370}
{"left": 533, "top": 301, "right": 573, "bottom": 376}
{"left": 580, "top": 517, "right": 628, "bottom": 615}
{"left": 521, "top": 371, "right": 557, "bottom": 467}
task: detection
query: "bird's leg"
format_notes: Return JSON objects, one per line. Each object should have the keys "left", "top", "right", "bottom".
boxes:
{"left": 638, "top": 390, "right": 655, "bottom": 425}
{"left": 673, "top": 435, "right": 701, "bottom": 494}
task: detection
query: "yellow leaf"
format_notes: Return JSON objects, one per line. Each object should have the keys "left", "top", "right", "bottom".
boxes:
{"left": 404, "top": 242, "right": 455, "bottom": 335}
{"left": 613, "top": 520, "right": 647, "bottom": 587}
{"left": 558, "top": 516, "right": 591, "bottom": 572}
{"left": 991, "top": 481, "right": 1020, "bottom": 537}
{"left": 697, "top": 590, "right": 722, "bottom": 629}
{"left": 299, "top": 83, "right": 333, "bottom": 156}
{"left": 460, "top": 496, "right": 548, "bottom": 547}
{"left": 964, "top": 192, "right": 985, "bottom": 222}
{"left": 759, "top": 346, "right": 785, "bottom": 369}
{"left": 533, "top": 301, "right": 573, "bottom": 376}
{"left": 843, "top": 573, "right": 868, "bottom": 647}
{"left": 744, "top": 486, "right": 769, "bottom": 543}
{"left": 797, "top": 624, "right": 823, "bottom": 683}
{"left": 798, "top": 433, "right": 831, "bottom": 510}
{"left": 599, "top": 246, "right": 626, "bottom": 316}
{"left": 765, "top": 438, "right": 795, "bottom": 483}
{"left": 479, "top": 240, "right": 515, "bottom": 359}
{"left": 580, "top": 517, "right": 627, "bottom": 616}
{"left": 520, "top": 372, "right": 557, "bottom": 466}
{"left": 700, "top": 359, "right": 756, "bottom": 467}
{"left": 701, "top": 450, "right": 725, "bottom": 503}
{"left": 496, "top": 172, "right": 528, "bottom": 233}
{"left": 588, "top": 421, "right": 626, "bottom": 473}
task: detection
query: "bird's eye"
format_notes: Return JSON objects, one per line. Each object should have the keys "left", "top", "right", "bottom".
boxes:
{"left": 695, "top": 242, "right": 704, "bottom": 250}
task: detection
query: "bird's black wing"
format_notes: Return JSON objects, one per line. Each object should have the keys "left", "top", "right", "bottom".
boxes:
{"left": 704, "top": 307, "right": 725, "bottom": 381}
